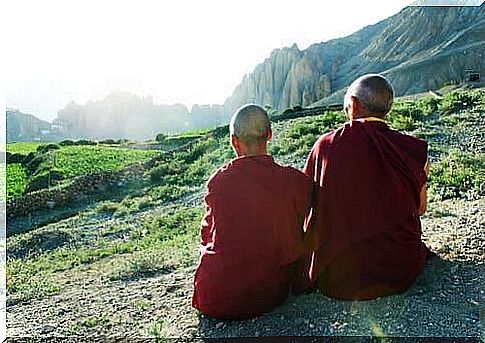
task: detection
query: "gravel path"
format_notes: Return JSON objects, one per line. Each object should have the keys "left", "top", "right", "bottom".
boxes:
{"left": 6, "top": 197, "right": 483, "bottom": 340}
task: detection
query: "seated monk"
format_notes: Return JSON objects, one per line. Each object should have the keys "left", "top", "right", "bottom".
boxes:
{"left": 301, "top": 74, "right": 432, "bottom": 300}
{"left": 192, "top": 104, "right": 314, "bottom": 319}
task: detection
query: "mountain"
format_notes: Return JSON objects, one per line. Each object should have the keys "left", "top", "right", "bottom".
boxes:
{"left": 55, "top": 91, "right": 228, "bottom": 140}
{"left": 224, "top": 5, "right": 484, "bottom": 112}
{"left": 6, "top": 109, "right": 59, "bottom": 142}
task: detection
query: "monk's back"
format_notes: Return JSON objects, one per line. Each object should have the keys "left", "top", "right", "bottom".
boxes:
{"left": 305, "top": 120, "right": 429, "bottom": 299}
{"left": 193, "top": 155, "right": 312, "bottom": 318}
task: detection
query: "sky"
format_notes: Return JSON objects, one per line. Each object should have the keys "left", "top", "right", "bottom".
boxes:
{"left": 5, "top": 0, "right": 415, "bottom": 122}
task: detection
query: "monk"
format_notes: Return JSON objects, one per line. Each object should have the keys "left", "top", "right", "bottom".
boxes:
{"left": 302, "top": 74, "right": 432, "bottom": 300}
{"left": 192, "top": 104, "right": 314, "bottom": 319}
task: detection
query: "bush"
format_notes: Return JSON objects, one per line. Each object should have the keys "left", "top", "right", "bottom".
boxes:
{"left": 282, "top": 108, "right": 294, "bottom": 115}
{"left": 149, "top": 159, "right": 185, "bottom": 183}
{"left": 36, "top": 144, "right": 61, "bottom": 154}
{"left": 6, "top": 152, "right": 25, "bottom": 164}
{"left": 99, "top": 139, "right": 117, "bottom": 145}
{"left": 439, "top": 90, "right": 483, "bottom": 115}
{"left": 155, "top": 133, "right": 167, "bottom": 143}
{"left": 74, "top": 140, "right": 98, "bottom": 146}
{"left": 24, "top": 153, "right": 46, "bottom": 174}
{"left": 25, "top": 169, "right": 65, "bottom": 193}
{"left": 59, "top": 140, "right": 75, "bottom": 146}
{"left": 429, "top": 150, "right": 484, "bottom": 199}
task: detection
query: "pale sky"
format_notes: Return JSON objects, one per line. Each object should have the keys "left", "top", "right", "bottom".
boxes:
{"left": 5, "top": 0, "right": 414, "bottom": 122}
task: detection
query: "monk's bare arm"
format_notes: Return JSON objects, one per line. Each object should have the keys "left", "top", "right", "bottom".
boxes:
{"left": 418, "top": 159, "right": 430, "bottom": 216}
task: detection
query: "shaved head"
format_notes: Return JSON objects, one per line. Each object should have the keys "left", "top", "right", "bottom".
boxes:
{"left": 230, "top": 104, "right": 271, "bottom": 146}
{"left": 344, "top": 74, "right": 394, "bottom": 117}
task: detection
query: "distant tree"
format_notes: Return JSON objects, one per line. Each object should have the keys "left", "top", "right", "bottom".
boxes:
{"left": 155, "top": 133, "right": 167, "bottom": 143}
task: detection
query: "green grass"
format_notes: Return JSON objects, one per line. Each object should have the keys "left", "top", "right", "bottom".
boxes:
{"left": 7, "top": 207, "right": 202, "bottom": 303}
{"left": 37, "top": 146, "right": 158, "bottom": 179}
{"left": 7, "top": 142, "right": 42, "bottom": 155}
{"left": 428, "top": 149, "right": 484, "bottom": 200}
{"left": 270, "top": 111, "right": 346, "bottom": 158}
{"left": 6, "top": 163, "right": 28, "bottom": 199}
{"left": 6, "top": 144, "right": 161, "bottom": 199}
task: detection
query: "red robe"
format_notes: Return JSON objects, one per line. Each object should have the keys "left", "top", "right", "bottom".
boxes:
{"left": 303, "top": 120, "right": 430, "bottom": 300}
{"left": 192, "top": 155, "right": 313, "bottom": 319}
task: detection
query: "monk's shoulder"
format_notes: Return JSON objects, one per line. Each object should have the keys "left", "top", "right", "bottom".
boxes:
{"left": 386, "top": 127, "right": 428, "bottom": 151}
{"left": 206, "top": 163, "right": 232, "bottom": 190}
{"left": 278, "top": 163, "right": 313, "bottom": 186}
{"left": 311, "top": 127, "right": 341, "bottom": 152}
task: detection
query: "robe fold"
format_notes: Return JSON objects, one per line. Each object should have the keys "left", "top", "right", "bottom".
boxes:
{"left": 192, "top": 155, "right": 313, "bottom": 319}
{"left": 303, "top": 120, "right": 430, "bottom": 299}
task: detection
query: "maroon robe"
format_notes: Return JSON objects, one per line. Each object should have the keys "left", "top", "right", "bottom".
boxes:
{"left": 192, "top": 155, "right": 313, "bottom": 319}
{"left": 303, "top": 120, "right": 430, "bottom": 299}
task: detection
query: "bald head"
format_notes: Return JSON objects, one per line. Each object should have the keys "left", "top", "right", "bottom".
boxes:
{"left": 229, "top": 104, "right": 272, "bottom": 157}
{"left": 344, "top": 74, "right": 394, "bottom": 118}
{"left": 230, "top": 104, "right": 271, "bottom": 146}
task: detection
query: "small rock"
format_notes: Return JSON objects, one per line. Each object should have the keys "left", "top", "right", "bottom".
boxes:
{"left": 41, "top": 324, "right": 56, "bottom": 333}
{"left": 215, "top": 322, "right": 225, "bottom": 329}
{"left": 309, "top": 323, "right": 315, "bottom": 329}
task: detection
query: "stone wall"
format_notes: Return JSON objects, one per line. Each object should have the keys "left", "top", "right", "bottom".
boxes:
{"left": 7, "top": 163, "right": 145, "bottom": 219}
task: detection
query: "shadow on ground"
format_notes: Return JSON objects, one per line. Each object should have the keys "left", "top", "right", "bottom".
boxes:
{"left": 196, "top": 257, "right": 481, "bottom": 338}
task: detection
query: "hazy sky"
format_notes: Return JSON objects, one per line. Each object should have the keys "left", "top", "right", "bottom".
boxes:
{"left": 5, "top": 0, "right": 414, "bottom": 122}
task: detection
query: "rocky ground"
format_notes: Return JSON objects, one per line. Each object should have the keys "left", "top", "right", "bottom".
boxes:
{"left": 6, "top": 195, "right": 483, "bottom": 340}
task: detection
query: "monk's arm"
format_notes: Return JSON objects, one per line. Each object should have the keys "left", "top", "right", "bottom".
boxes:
{"left": 418, "top": 159, "right": 430, "bottom": 216}
{"left": 200, "top": 191, "right": 214, "bottom": 246}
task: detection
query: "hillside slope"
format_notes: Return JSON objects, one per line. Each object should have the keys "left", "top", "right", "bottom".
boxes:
{"left": 224, "top": 5, "right": 484, "bottom": 113}
{"left": 6, "top": 90, "right": 484, "bottom": 339}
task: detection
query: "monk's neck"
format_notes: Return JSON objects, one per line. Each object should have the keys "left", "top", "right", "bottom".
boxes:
{"left": 350, "top": 113, "right": 386, "bottom": 121}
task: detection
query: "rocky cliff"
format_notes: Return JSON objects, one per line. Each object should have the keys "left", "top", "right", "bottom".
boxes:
{"left": 6, "top": 109, "right": 58, "bottom": 142}
{"left": 224, "top": 5, "right": 484, "bottom": 112}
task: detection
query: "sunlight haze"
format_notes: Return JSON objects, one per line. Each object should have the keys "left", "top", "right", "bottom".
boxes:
{"left": 6, "top": 0, "right": 413, "bottom": 121}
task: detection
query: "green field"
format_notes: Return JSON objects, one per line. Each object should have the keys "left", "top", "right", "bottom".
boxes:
{"left": 7, "top": 164, "right": 28, "bottom": 200}
{"left": 6, "top": 142, "right": 43, "bottom": 155}
{"left": 37, "top": 146, "right": 158, "bottom": 179}
{"left": 6, "top": 144, "right": 160, "bottom": 199}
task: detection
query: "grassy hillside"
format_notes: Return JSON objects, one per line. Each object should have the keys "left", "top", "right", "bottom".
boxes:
{"left": 6, "top": 89, "right": 484, "bottom": 338}
{"left": 6, "top": 142, "right": 159, "bottom": 200}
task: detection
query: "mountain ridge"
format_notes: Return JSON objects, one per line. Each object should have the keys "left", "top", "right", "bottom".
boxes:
{"left": 224, "top": 5, "right": 484, "bottom": 112}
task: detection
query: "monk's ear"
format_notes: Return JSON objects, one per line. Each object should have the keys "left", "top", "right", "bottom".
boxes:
{"left": 349, "top": 96, "right": 363, "bottom": 118}
{"left": 266, "top": 129, "right": 272, "bottom": 141}
{"left": 231, "top": 134, "right": 238, "bottom": 149}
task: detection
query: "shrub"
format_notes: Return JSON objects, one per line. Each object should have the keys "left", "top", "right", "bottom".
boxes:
{"left": 99, "top": 139, "right": 117, "bottom": 145}
{"left": 74, "top": 139, "right": 98, "bottom": 146}
{"left": 439, "top": 90, "right": 483, "bottom": 115}
{"left": 96, "top": 201, "right": 121, "bottom": 214}
{"left": 23, "top": 153, "right": 46, "bottom": 174}
{"left": 25, "top": 169, "right": 65, "bottom": 193}
{"left": 155, "top": 133, "right": 167, "bottom": 143}
{"left": 59, "top": 140, "right": 75, "bottom": 146}
{"left": 282, "top": 108, "right": 294, "bottom": 115}
{"left": 6, "top": 152, "right": 25, "bottom": 164}
{"left": 149, "top": 159, "right": 185, "bottom": 183}
{"left": 429, "top": 150, "right": 484, "bottom": 199}
{"left": 36, "top": 143, "right": 61, "bottom": 154}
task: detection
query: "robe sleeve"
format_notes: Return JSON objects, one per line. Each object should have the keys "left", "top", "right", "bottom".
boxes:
{"left": 200, "top": 188, "right": 214, "bottom": 247}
